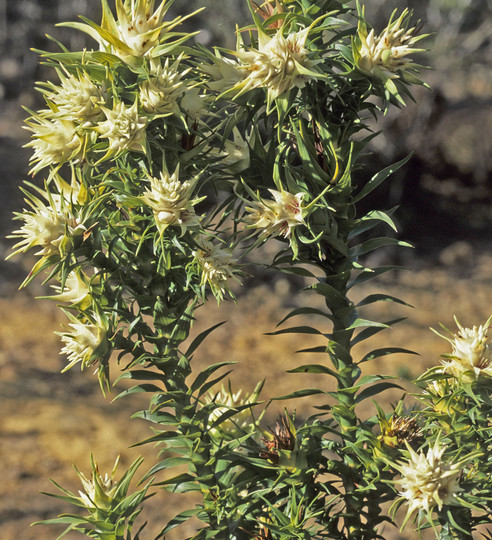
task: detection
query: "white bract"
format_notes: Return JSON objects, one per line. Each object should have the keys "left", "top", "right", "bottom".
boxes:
{"left": 244, "top": 188, "right": 306, "bottom": 240}
{"left": 438, "top": 316, "right": 492, "bottom": 382}
{"left": 193, "top": 238, "right": 241, "bottom": 302}
{"left": 58, "top": 312, "right": 108, "bottom": 371}
{"left": 397, "top": 440, "right": 461, "bottom": 520}
{"left": 97, "top": 99, "right": 147, "bottom": 156}
{"left": 141, "top": 166, "right": 202, "bottom": 235}
{"left": 24, "top": 114, "right": 83, "bottom": 175}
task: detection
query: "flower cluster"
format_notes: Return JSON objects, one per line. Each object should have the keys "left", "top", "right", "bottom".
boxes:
{"left": 436, "top": 316, "right": 492, "bottom": 382}
{"left": 203, "top": 385, "right": 257, "bottom": 439}
{"left": 141, "top": 166, "right": 203, "bottom": 235}
{"left": 244, "top": 188, "right": 306, "bottom": 240}
{"left": 396, "top": 440, "right": 461, "bottom": 522}
{"left": 76, "top": 456, "right": 121, "bottom": 512}
{"left": 353, "top": 7, "right": 427, "bottom": 94}
{"left": 193, "top": 239, "right": 242, "bottom": 302}
{"left": 57, "top": 311, "right": 109, "bottom": 372}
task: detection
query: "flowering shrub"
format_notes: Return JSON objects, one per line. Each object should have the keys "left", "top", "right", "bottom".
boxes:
{"left": 9, "top": 0, "right": 492, "bottom": 538}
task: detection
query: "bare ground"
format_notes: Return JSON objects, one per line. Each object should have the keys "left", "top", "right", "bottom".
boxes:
{"left": 0, "top": 240, "right": 491, "bottom": 539}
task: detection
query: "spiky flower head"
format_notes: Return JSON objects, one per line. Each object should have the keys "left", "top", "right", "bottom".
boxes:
{"left": 76, "top": 455, "right": 121, "bottom": 512}
{"left": 233, "top": 26, "right": 322, "bottom": 105}
{"left": 139, "top": 56, "right": 189, "bottom": 115}
{"left": 379, "top": 413, "right": 423, "bottom": 450}
{"left": 141, "top": 165, "right": 203, "bottom": 235}
{"left": 8, "top": 187, "right": 83, "bottom": 263}
{"left": 24, "top": 113, "right": 84, "bottom": 175}
{"left": 396, "top": 440, "right": 461, "bottom": 522}
{"left": 259, "top": 412, "right": 303, "bottom": 471}
{"left": 57, "top": 311, "right": 109, "bottom": 372}
{"left": 193, "top": 238, "right": 241, "bottom": 302}
{"left": 354, "top": 7, "right": 426, "bottom": 86}
{"left": 64, "top": 0, "right": 194, "bottom": 66}
{"left": 434, "top": 316, "right": 492, "bottom": 382}
{"left": 46, "top": 270, "right": 92, "bottom": 309}
{"left": 39, "top": 66, "right": 105, "bottom": 124}
{"left": 96, "top": 99, "right": 147, "bottom": 156}
{"left": 203, "top": 384, "right": 258, "bottom": 439}
{"left": 244, "top": 188, "right": 306, "bottom": 240}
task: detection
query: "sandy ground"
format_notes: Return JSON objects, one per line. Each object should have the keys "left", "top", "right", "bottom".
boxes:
{"left": 0, "top": 238, "right": 491, "bottom": 539}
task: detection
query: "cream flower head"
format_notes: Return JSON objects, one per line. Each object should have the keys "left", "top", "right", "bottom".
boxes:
{"left": 24, "top": 114, "right": 84, "bottom": 175}
{"left": 40, "top": 67, "right": 105, "bottom": 124}
{"left": 354, "top": 7, "right": 426, "bottom": 83}
{"left": 8, "top": 188, "right": 83, "bottom": 261}
{"left": 203, "top": 385, "right": 257, "bottom": 439}
{"left": 58, "top": 311, "right": 108, "bottom": 371}
{"left": 244, "top": 188, "right": 306, "bottom": 240}
{"left": 396, "top": 440, "right": 461, "bottom": 522}
{"left": 96, "top": 99, "right": 147, "bottom": 156}
{"left": 139, "top": 56, "right": 189, "bottom": 115}
{"left": 233, "top": 26, "right": 322, "bottom": 105}
{"left": 141, "top": 165, "right": 203, "bottom": 235}
{"left": 435, "top": 316, "right": 492, "bottom": 382}
{"left": 193, "top": 238, "right": 241, "bottom": 302}
{"left": 76, "top": 456, "right": 120, "bottom": 511}
{"left": 63, "top": 0, "right": 194, "bottom": 65}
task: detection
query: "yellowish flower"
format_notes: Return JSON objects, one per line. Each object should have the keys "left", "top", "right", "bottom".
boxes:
{"left": 233, "top": 27, "right": 322, "bottom": 104}
{"left": 24, "top": 113, "right": 84, "bottom": 175}
{"left": 203, "top": 385, "right": 257, "bottom": 439}
{"left": 63, "top": 0, "right": 195, "bottom": 65}
{"left": 396, "top": 440, "right": 461, "bottom": 521}
{"left": 96, "top": 99, "right": 147, "bottom": 156}
{"left": 244, "top": 188, "right": 306, "bottom": 240}
{"left": 193, "top": 238, "right": 241, "bottom": 302}
{"left": 139, "top": 56, "right": 189, "bottom": 115}
{"left": 58, "top": 311, "right": 109, "bottom": 371}
{"left": 76, "top": 456, "right": 120, "bottom": 511}
{"left": 435, "top": 316, "right": 492, "bottom": 382}
{"left": 40, "top": 67, "right": 105, "bottom": 124}
{"left": 141, "top": 165, "right": 203, "bottom": 235}
{"left": 46, "top": 270, "right": 92, "bottom": 308}
{"left": 354, "top": 8, "right": 426, "bottom": 83}
{"left": 8, "top": 189, "right": 83, "bottom": 261}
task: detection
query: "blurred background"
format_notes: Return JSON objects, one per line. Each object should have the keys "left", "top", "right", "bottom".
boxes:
{"left": 0, "top": 1, "right": 491, "bottom": 538}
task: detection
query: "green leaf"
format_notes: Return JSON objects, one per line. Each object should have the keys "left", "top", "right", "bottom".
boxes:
{"left": 350, "top": 318, "right": 406, "bottom": 346}
{"left": 156, "top": 508, "right": 199, "bottom": 537}
{"left": 346, "top": 318, "right": 389, "bottom": 330}
{"left": 356, "top": 293, "right": 413, "bottom": 308}
{"left": 272, "top": 388, "right": 325, "bottom": 400}
{"left": 190, "top": 362, "right": 237, "bottom": 393}
{"left": 356, "top": 381, "right": 404, "bottom": 403}
{"left": 276, "top": 307, "right": 333, "bottom": 327}
{"left": 349, "top": 237, "right": 413, "bottom": 258}
{"left": 185, "top": 321, "right": 226, "bottom": 357}
{"left": 359, "top": 347, "right": 418, "bottom": 364}
{"left": 288, "top": 364, "right": 340, "bottom": 379}
{"left": 353, "top": 154, "right": 412, "bottom": 203}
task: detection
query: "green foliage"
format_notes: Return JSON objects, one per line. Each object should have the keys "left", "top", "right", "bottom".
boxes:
{"left": 10, "top": 0, "right": 491, "bottom": 538}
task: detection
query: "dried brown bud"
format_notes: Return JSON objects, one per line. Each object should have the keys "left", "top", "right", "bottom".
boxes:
{"left": 259, "top": 414, "right": 296, "bottom": 463}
